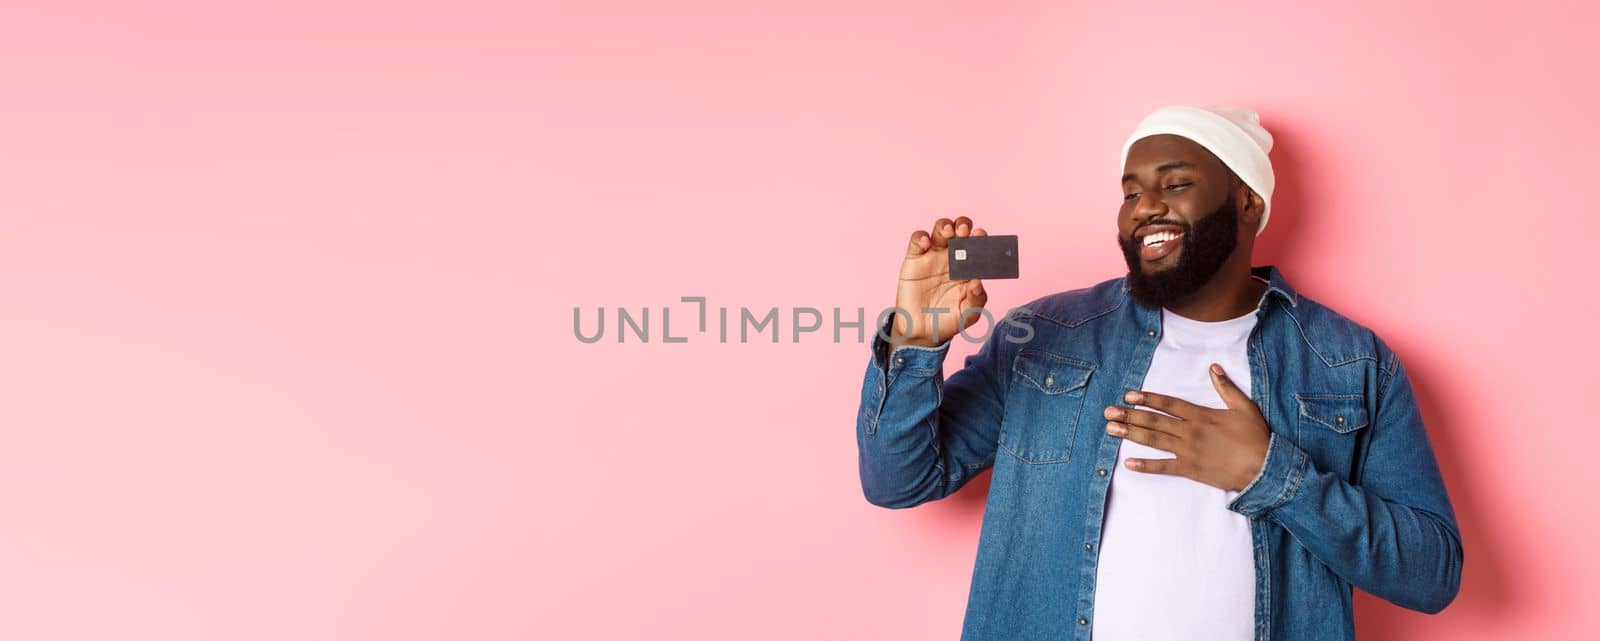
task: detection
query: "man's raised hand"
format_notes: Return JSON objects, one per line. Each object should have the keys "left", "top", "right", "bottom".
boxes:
{"left": 890, "top": 216, "right": 989, "bottom": 349}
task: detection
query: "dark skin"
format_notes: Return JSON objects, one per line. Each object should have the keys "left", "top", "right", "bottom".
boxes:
{"left": 885, "top": 134, "right": 1275, "bottom": 491}
{"left": 1119, "top": 134, "right": 1267, "bottom": 321}
{"left": 1106, "top": 134, "right": 1273, "bottom": 491}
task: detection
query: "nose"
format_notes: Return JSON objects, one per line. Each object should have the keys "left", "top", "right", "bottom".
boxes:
{"left": 1131, "top": 191, "right": 1169, "bottom": 229}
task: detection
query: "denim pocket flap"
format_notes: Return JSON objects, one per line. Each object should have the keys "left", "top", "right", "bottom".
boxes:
{"left": 1295, "top": 393, "right": 1369, "bottom": 433}
{"left": 1014, "top": 350, "right": 1094, "bottom": 395}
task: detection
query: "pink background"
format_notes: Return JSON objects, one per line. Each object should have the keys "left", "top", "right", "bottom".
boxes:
{"left": 1, "top": 1, "right": 1595, "bottom": 639}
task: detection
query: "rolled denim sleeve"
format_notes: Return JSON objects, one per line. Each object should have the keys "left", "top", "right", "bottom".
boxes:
{"left": 1226, "top": 430, "right": 1310, "bottom": 517}
{"left": 855, "top": 317, "right": 1013, "bottom": 509}
{"left": 1227, "top": 352, "right": 1464, "bottom": 614}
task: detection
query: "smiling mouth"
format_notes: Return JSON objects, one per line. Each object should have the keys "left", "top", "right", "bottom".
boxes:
{"left": 1139, "top": 230, "right": 1184, "bottom": 262}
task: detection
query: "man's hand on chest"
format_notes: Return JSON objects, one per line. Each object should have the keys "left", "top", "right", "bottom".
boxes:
{"left": 1101, "top": 362, "right": 1272, "bottom": 492}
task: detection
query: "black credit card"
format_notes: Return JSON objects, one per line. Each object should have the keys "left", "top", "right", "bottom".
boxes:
{"left": 947, "top": 235, "right": 1019, "bottom": 280}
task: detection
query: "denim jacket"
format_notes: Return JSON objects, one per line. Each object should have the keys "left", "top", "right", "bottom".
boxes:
{"left": 855, "top": 265, "right": 1462, "bottom": 641}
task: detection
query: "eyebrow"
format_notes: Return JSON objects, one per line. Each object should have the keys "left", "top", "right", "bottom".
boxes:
{"left": 1122, "top": 160, "right": 1195, "bottom": 183}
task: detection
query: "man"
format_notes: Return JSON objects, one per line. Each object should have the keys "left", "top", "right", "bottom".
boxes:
{"left": 854, "top": 105, "right": 1462, "bottom": 641}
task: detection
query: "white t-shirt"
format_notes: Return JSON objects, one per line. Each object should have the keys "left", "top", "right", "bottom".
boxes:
{"left": 1090, "top": 302, "right": 1259, "bottom": 641}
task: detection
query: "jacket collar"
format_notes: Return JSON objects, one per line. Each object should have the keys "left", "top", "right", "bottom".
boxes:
{"left": 1253, "top": 264, "right": 1300, "bottom": 309}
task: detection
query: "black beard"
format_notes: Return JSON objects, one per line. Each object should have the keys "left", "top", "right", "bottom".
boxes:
{"left": 1118, "top": 192, "right": 1241, "bottom": 309}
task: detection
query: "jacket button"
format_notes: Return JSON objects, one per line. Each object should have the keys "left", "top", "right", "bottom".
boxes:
{"left": 1084, "top": 542, "right": 1093, "bottom": 550}
{"left": 1097, "top": 468, "right": 1107, "bottom": 476}
{"left": 1336, "top": 415, "right": 1344, "bottom": 424}
{"left": 1146, "top": 330, "right": 1156, "bottom": 336}
{"left": 894, "top": 357, "right": 904, "bottom": 366}
{"left": 1078, "top": 617, "right": 1088, "bottom": 625}
{"left": 1044, "top": 375, "right": 1054, "bottom": 386}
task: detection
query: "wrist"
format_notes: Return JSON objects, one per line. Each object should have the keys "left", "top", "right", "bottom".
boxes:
{"left": 1232, "top": 439, "right": 1272, "bottom": 491}
{"left": 890, "top": 335, "right": 946, "bottom": 350}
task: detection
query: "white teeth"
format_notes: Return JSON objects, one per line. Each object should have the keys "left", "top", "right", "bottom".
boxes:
{"left": 1142, "top": 231, "right": 1181, "bottom": 247}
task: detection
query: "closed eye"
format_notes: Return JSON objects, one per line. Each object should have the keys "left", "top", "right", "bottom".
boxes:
{"left": 1126, "top": 182, "right": 1192, "bottom": 201}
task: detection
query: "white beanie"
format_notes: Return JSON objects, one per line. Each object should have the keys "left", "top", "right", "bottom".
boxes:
{"left": 1119, "top": 105, "right": 1276, "bottom": 235}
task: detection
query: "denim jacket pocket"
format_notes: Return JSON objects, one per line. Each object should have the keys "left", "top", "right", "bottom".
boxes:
{"left": 999, "top": 349, "right": 1094, "bottom": 464}
{"left": 1294, "top": 392, "right": 1370, "bottom": 478}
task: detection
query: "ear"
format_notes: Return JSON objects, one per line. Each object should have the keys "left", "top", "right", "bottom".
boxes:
{"left": 1237, "top": 181, "right": 1265, "bottom": 231}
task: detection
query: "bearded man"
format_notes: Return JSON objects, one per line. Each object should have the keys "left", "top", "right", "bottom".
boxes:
{"left": 854, "top": 105, "right": 1462, "bottom": 641}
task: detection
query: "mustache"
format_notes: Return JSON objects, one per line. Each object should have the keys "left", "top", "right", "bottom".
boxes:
{"left": 1133, "top": 218, "right": 1191, "bottom": 236}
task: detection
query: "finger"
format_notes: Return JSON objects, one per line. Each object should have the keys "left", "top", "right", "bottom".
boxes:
{"left": 972, "top": 227, "right": 988, "bottom": 238}
{"left": 1208, "top": 363, "right": 1251, "bottom": 410}
{"left": 1124, "top": 456, "right": 1184, "bottom": 476}
{"left": 1104, "top": 405, "right": 1186, "bottom": 437}
{"left": 963, "top": 279, "right": 987, "bottom": 311}
{"left": 1122, "top": 389, "right": 1207, "bottom": 421}
{"left": 1106, "top": 420, "right": 1180, "bottom": 453}
{"left": 930, "top": 218, "right": 955, "bottom": 249}
{"left": 958, "top": 292, "right": 987, "bottom": 330}
{"left": 953, "top": 215, "right": 973, "bottom": 237}
{"left": 906, "top": 230, "right": 934, "bottom": 257}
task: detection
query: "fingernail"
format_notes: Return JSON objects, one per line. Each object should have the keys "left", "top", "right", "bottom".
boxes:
{"left": 1211, "top": 363, "right": 1223, "bottom": 376}
{"left": 1124, "top": 391, "right": 1142, "bottom": 403}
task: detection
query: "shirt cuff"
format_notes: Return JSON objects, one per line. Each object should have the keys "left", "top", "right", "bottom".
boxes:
{"left": 869, "top": 317, "right": 949, "bottom": 380}
{"left": 1226, "top": 430, "right": 1311, "bottom": 519}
